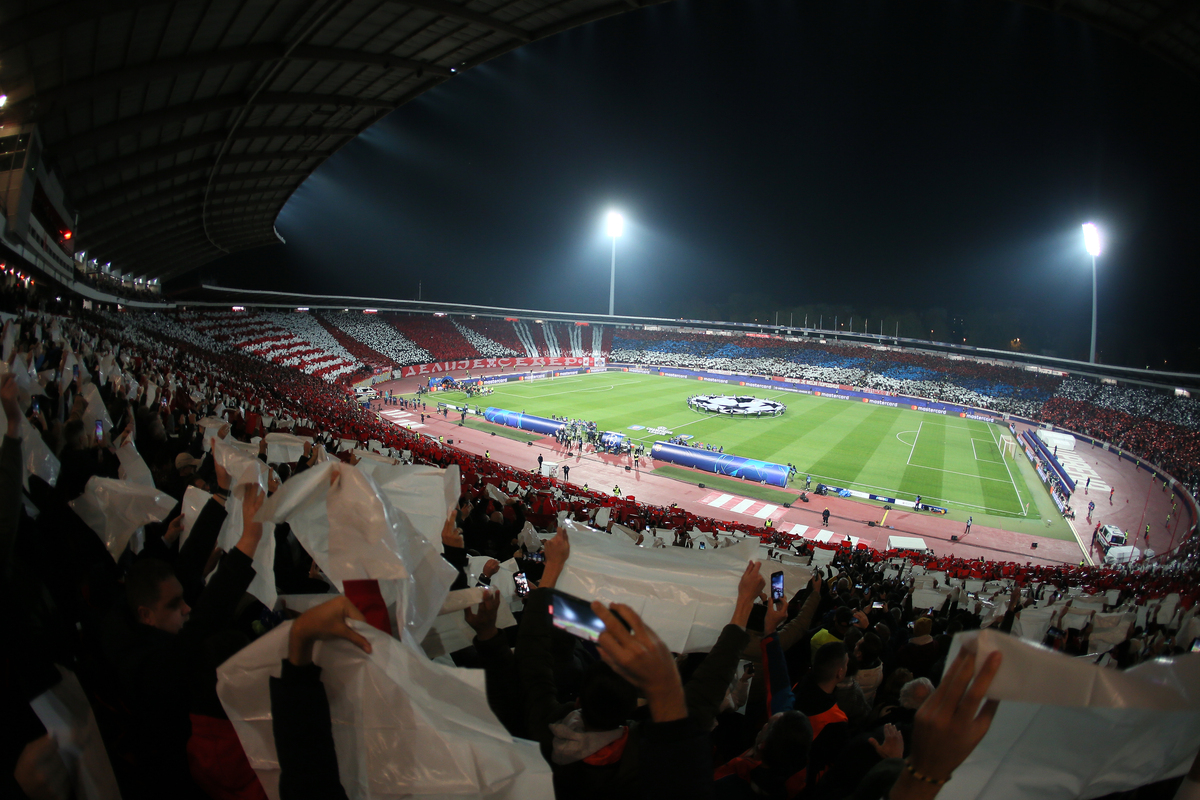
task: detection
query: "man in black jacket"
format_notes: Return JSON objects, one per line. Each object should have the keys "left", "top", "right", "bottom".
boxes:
{"left": 101, "top": 485, "right": 266, "bottom": 800}
{"left": 518, "top": 526, "right": 762, "bottom": 799}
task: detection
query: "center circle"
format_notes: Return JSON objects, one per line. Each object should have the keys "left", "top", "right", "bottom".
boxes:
{"left": 687, "top": 394, "right": 787, "bottom": 416}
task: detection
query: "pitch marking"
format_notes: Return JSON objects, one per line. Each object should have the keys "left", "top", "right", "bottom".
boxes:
{"left": 906, "top": 421, "right": 923, "bottom": 465}
{"left": 987, "top": 423, "right": 1028, "bottom": 518}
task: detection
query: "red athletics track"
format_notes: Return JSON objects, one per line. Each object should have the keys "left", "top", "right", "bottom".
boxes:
{"left": 361, "top": 367, "right": 1192, "bottom": 568}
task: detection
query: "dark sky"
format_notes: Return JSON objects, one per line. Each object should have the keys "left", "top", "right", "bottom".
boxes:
{"left": 198, "top": 0, "right": 1200, "bottom": 371}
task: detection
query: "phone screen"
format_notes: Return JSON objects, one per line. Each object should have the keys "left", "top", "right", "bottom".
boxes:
{"left": 771, "top": 571, "right": 784, "bottom": 602}
{"left": 94, "top": 420, "right": 104, "bottom": 438}
{"left": 548, "top": 590, "right": 610, "bottom": 642}
{"left": 698, "top": 541, "right": 706, "bottom": 550}
{"left": 527, "top": 551, "right": 545, "bottom": 563}
{"left": 1191, "top": 638, "right": 1200, "bottom": 653}
{"left": 872, "top": 601, "right": 885, "bottom": 609}
{"left": 513, "top": 572, "right": 530, "bottom": 598}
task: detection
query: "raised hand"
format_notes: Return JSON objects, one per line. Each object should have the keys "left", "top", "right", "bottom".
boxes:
{"left": 163, "top": 514, "right": 185, "bottom": 546}
{"left": 287, "top": 595, "right": 373, "bottom": 667}
{"left": 869, "top": 722, "right": 904, "bottom": 760}
{"left": 440, "top": 505, "right": 464, "bottom": 549}
{"left": 763, "top": 596, "right": 789, "bottom": 635}
{"left": 591, "top": 601, "right": 686, "bottom": 723}
{"left": 464, "top": 589, "right": 501, "bottom": 641}
{"left": 731, "top": 561, "right": 765, "bottom": 627}
{"left": 906, "top": 647, "right": 1001, "bottom": 786}
{"left": 539, "top": 526, "right": 571, "bottom": 589}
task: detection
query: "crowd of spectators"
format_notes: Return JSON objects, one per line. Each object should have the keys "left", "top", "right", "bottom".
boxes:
{"left": 610, "top": 329, "right": 1200, "bottom": 476}
{"left": 1, "top": 289, "right": 1198, "bottom": 800}
{"left": 610, "top": 333, "right": 1053, "bottom": 417}
{"left": 317, "top": 310, "right": 432, "bottom": 368}
{"left": 458, "top": 318, "right": 528, "bottom": 355}
{"left": 452, "top": 319, "right": 520, "bottom": 358}
{"left": 180, "top": 311, "right": 367, "bottom": 383}
{"left": 382, "top": 314, "right": 480, "bottom": 362}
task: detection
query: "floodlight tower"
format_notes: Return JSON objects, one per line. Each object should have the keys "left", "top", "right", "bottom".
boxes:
{"left": 606, "top": 210, "right": 624, "bottom": 316}
{"left": 1083, "top": 223, "right": 1102, "bottom": 364}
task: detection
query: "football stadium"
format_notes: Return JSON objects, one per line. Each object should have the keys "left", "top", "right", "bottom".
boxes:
{"left": 2, "top": 2, "right": 1199, "bottom": 800}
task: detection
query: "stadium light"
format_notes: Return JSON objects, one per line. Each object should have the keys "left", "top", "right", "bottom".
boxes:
{"left": 1082, "top": 222, "right": 1102, "bottom": 363}
{"left": 605, "top": 210, "right": 624, "bottom": 316}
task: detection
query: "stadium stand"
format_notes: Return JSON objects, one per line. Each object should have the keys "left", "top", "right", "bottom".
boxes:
{"left": 458, "top": 318, "right": 527, "bottom": 356}
{"left": 1, "top": 281, "right": 1197, "bottom": 800}
{"left": 528, "top": 320, "right": 550, "bottom": 357}
{"left": 452, "top": 318, "right": 521, "bottom": 357}
{"left": 185, "top": 310, "right": 367, "bottom": 383}
{"left": 319, "top": 310, "right": 433, "bottom": 367}
{"left": 382, "top": 313, "right": 480, "bottom": 361}
{"left": 610, "top": 329, "right": 1058, "bottom": 417}
{"left": 540, "top": 321, "right": 561, "bottom": 357}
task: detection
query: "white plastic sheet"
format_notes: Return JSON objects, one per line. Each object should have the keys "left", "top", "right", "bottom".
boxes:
{"left": 29, "top": 666, "right": 123, "bottom": 800}
{"left": 69, "top": 476, "right": 176, "bottom": 560}
{"left": 212, "top": 439, "right": 276, "bottom": 609}
{"left": 80, "top": 383, "right": 112, "bottom": 439}
{"left": 368, "top": 463, "right": 460, "bottom": 546}
{"left": 421, "top": 588, "right": 520, "bottom": 659}
{"left": 217, "top": 621, "right": 554, "bottom": 800}
{"left": 351, "top": 449, "right": 396, "bottom": 477}
{"left": 178, "top": 485, "right": 212, "bottom": 550}
{"left": 1088, "top": 612, "right": 1135, "bottom": 654}
{"left": 554, "top": 520, "right": 779, "bottom": 653}
{"left": 941, "top": 630, "right": 1200, "bottom": 800}
{"left": 10, "top": 353, "right": 46, "bottom": 412}
{"left": 258, "top": 460, "right": 456, "bottom": 644}
{"left": 0, "top": 372, "right": 60, "bottom": 488}
{"left": 114, "top": 442, "right": 155, "bottom": 487}
{"left": 517, "top": 522, "right": 542, "bottom": 554}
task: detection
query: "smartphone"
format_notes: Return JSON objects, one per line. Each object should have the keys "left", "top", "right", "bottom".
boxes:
{"left": 771, "top": 571, "right": 784, "bottom": 602}
{"left": 698, "top": 541, "right": 706, "bottom": 550}
{"left": 1191, "top": 638, "right": 1200, "bottom": 653}
{"left": 1046, "top": 626, "right": 1064, "bottom": 640}
{"left": 548, "top": 589, "right": 625, "bottom": 642}
{"left": 94, "top": 420, "right": 104, "bottom": 438}
{"left": 744, "top": 662, "right": 755, "bottom": 676}
{"left": 513, "top": 572, "right": 531, "bottom": 598}
{"left": 526, "top": 551, "right": 545, "bottom": 563}
{"left": 872, "top": 601, "right": 885, "bottom": 609}
{"left": 73, "top": 365, "right": 80, "bottom": 378}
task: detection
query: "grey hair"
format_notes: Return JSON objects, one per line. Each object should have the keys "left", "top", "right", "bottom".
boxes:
{"left": 899, "top": 677, "right": 935, "bottom": 710}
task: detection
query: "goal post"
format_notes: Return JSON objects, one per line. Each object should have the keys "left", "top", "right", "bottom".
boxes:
{"left": 1000, "top": 438, "right": 1018, "bottom": 459}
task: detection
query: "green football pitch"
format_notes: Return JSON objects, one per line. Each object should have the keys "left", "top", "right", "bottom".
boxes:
{"left": 426, "top": 371, "right": 1043, "bottom": 520}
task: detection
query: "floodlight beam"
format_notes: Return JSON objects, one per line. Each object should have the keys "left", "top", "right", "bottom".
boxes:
{"left": 1083, "top": 223, "right": 1101, "bottom": 363}
{"left": 606, "top": 210, "right": 624, "bottom": 316}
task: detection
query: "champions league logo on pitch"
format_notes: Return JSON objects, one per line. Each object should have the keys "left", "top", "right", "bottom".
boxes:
{"left": 687, "top": 394, "right": 786, "bottom": 417}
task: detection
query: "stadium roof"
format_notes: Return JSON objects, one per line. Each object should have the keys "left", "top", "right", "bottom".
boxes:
{"left": 1, "top": 0, "right": 1197, "bottom": 282}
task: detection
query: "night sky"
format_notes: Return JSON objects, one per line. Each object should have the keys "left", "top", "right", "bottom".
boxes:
{"left": 197, "top": 0, "right": 1200, "bottom": 371}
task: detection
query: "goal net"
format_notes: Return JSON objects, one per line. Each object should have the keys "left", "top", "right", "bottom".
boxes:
{"left": 1000, "top": 438, "right": 1018, "bottom": 459}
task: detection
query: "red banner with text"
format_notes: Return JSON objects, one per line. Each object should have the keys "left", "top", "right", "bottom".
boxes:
{"left": 399, "top": 356, "right": 599, "bottom": 378}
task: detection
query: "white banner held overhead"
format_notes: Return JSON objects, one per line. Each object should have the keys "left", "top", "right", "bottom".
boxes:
{"left": 940, "top": 629, "right": 1200, "bottom": 800}
{"left": 553, "top": 520, "right": 807, "bottom": 653}
{"left": 217, "top": 621, "right": 554, "bottom": 800}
